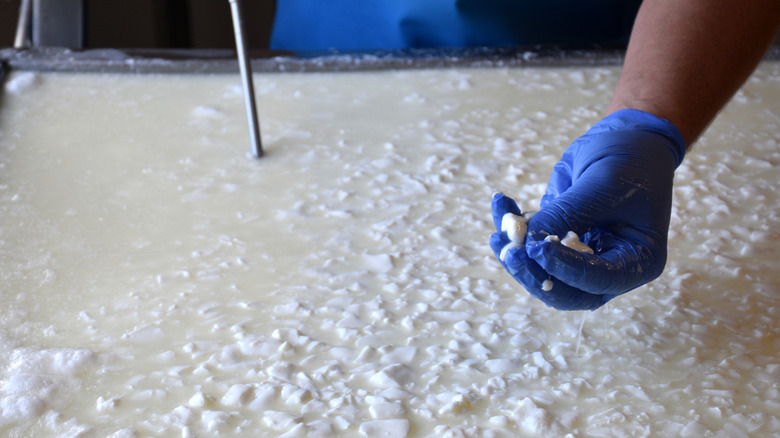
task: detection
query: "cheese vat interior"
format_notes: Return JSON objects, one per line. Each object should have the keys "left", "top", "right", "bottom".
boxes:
{"left": 1, "top": 49, "right": 779, "bottom": 437}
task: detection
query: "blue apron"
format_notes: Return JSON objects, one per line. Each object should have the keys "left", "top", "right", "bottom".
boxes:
{"left": 270, "top": 0, "right": 642, "bottom": 51}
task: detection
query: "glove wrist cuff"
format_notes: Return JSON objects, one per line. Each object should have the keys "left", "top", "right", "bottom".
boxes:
{"left": 600, "top": 109, "right": 687, "bottom": 168}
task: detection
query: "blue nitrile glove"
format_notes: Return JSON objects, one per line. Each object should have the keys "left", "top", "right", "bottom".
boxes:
{"left": 490, "top": 109, "right": 686, "bottom": 310}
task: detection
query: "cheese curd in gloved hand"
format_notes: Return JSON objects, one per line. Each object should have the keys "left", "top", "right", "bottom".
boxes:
{"left": 490, "top": 109, "right": 686, "bottom": 311}
{"left": 499, "top": 211, "right": 532, "bottom": 261}
{"left": 490, "top": 193, "right": 609, "bottom": 311}
{"left": 545, "top": 231, "right": 594, "bottom": 255}
{"left": 500, "top": 212, "right": 596, "bottom": 292}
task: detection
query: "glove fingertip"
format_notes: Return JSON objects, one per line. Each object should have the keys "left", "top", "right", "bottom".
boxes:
{"left": 526, "top": 238, "right": 592, "bottom": 283}
{"left": 491, "top": 193, "right": 523, "bottom": 231}
{"left": 502, "top": 246, "right": 606, "bottom": 311}
{"left": 489, "top": 232, "right": 508, "bottom": 259}
{"left": 524, "top": 208, "right": 570, "bottom": 246}
{"left": 505, "top": 250, "right": 548, "bottom": 287}
{"left": 502, "top": 244, "right": 531, "bottom": 273}
{"left": 526, "top": 276, "right": 606, "bottom": 311}
{"left": 525, "top": 238, "right": 551, "bottom": 262}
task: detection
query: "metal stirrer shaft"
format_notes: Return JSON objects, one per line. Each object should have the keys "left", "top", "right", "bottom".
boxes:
{"left": 228, "top": 0, "right": 263, "bottom": 158}
{"left": 14, "top": 0, "right": 32, "bottom": 48}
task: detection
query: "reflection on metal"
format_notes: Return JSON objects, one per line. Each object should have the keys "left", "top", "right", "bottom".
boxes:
{"left": 228, "top": 0, "right": 263, "bottom": 158}
{"left": 32, "top": 0, "right": 84, "bottom": 48}
{"left": 14, "top": 0, "right": 32, "bottom": 49}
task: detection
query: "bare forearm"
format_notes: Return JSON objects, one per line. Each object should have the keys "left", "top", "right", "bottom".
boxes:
{"left": 607, "top": 0, "right": 780, "bottom": 147}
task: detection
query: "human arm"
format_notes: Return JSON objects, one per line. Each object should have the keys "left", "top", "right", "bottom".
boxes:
{"left": 607, "top": 0, "right": 780, "bottom": 146}
{"left": 491, "top": 0, "right": 780, "bottom": 310}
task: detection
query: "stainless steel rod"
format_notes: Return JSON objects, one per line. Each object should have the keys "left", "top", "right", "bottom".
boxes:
{"left": 14, "top": 0, "right": 32, "bottom": 48}
{"left": 228, "top": 0, "right": 263, "bottom": 158}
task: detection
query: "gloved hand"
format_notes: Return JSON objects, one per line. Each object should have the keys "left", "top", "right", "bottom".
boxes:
{"left": 490, "top": 109, "right": 686, "bottom": 310}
